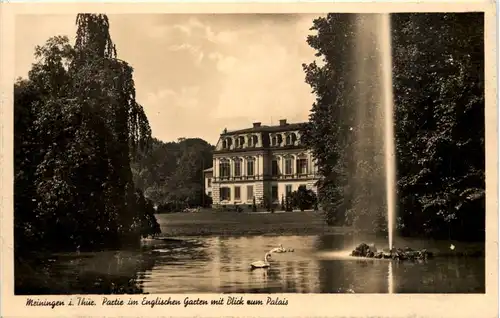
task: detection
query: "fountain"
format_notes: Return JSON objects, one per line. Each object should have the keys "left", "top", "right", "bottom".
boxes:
{"left": 347, "top": 14, "right": 483, "bottom": 262}
{"left": 348, "top": 14, "right": 432, "bottom": 261}
{"left": 349, "top": 13, "right": 396, "bottom": 249}
{"left": 378, "top": 14, "right": 397, "bottom": 250}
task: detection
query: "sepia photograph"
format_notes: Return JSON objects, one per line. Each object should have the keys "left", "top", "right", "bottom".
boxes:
{"left": 6, "top": 3, "right": 493, "bottom": 307}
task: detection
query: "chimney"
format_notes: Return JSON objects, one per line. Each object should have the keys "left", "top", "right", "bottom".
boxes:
{"left": 253, "top": 122, "right": 261, "bottom": 128}
{"left": 279, "top": 119, "right": 287, "bottom": 126}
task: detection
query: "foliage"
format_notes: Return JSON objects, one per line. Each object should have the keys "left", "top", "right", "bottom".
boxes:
{"left": 132, "top": 137, "right": 214, "bottom": 211}
{"left": 259, "top": 194, "right": 272, "bottom": 212}
{"left": 285, "top": 193, "right": 293, "bottom": 212}
{"left": 14, "top": 14, "right": 160, "bottom": 254}
{"left": 290, "top": 186, "right": 317, "bottom": 211}
{"left": 303, "top": 13, "right": 485, "bottom": 240}
{"left": 392, "top": 13, "right": 485, "bottom": 240}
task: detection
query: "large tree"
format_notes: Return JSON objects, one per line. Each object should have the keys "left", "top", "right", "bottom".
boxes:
{"left": 392, "top": 13, "right": 485, "bottom": 240}
{"left": 14, "top": 14, "right": 159, "bottom": 253}
{"left": 303, "top": 13, "right": 485, "bottom": 240}
{"left": 303, "top": 14, "right": 387, "bottom": 231}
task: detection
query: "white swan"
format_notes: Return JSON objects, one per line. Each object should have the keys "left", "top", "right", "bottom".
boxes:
{"left": 270, "top": 244, "right": 286, "bottom": 253}
{"left": 250, "top": 252, "right": 272, "bottom": 269}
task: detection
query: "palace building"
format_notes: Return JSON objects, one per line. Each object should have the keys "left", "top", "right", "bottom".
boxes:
{"left": 207, "top": 119, "right": 319, "bottom": 207}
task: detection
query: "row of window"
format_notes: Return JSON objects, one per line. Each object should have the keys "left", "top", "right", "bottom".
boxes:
{"left": 218, "top": 158, "right": 309, "bottom": 178}
{"left": 222, "top": 135, "right": 259, "bottom": 149}
{"left": 219, "top": 184, "right": 305, "bottom": 201}
{"left": 272, "top": 158, "right": 308, "bottom": 175}
{"left": 270, "top": 133, "right": 298, "bottom": 147}
{"left": 220, "top": 185, "right": 254, "bottom": 201}
{"left": 219, "top": 160, "right": 255, "bottom": 178}
{"left": 221, "top": 133, "right": 300, "bottom": 150}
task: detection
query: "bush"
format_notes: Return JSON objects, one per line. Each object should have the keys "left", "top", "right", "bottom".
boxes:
{"left": 291, "top": 186, "right": 317, "bottom": 211}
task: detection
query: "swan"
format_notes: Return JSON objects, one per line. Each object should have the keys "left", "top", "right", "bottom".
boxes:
{"left": 250, "top": 252, "right": 272, "bottom": 269}
{"left": 270, "top": 244, "right": 285, "bottom": 253}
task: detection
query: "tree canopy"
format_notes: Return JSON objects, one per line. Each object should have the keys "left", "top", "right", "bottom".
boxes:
{"left": 14, "top": 14, "right": 159, "bottom": 254}
{"left": 303, "top": 13, "right": 484, "bottom": 241}
{"left": 132, "top": 137, "right": 214, "bottom": 211}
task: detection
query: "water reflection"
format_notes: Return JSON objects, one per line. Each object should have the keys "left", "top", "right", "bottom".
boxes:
{"left": 15, "top": 235, "right": 485, "bottom": 294}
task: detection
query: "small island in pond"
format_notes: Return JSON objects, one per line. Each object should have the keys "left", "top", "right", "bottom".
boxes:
{"left": 350, "top": 243, "right": 433, "bottom": 261}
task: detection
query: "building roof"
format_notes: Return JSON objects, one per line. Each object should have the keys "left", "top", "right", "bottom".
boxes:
{"left": 203, "top": 167, "right": 213, "bottom": 172}
{"left": 221, "top": 121, "right": 307, "bottom": 136}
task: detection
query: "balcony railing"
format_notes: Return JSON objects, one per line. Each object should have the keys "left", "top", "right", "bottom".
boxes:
{"left": 213, "top": 175, "right": 264, "bottom": 182}
{"left": 212, "top": 173, "right": 320, "bottom": 182}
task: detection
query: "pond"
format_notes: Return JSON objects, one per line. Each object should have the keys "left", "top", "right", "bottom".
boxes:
{"left": 15, "top": 234, "right": 484, "bottom": 294}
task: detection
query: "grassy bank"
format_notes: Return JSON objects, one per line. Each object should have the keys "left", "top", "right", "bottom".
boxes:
{"left": 156, "top": 210, "right": 349, "bottom": 237}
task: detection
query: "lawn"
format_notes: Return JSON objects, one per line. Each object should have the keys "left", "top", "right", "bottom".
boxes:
{"left": 155, "top": 209, "right": 348, "bottom": 237}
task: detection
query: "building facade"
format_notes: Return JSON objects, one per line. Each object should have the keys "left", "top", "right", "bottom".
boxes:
{"left": 208, "top": 119, "right": 319, "bottom": 207}
{"left": 203, "top": 167, "right": 213, "bottom": 198}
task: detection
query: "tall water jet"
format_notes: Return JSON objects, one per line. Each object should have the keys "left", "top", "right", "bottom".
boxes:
{"left": 377, "top": 14, "right": 396, "bottom": 249}
{"left": 352, "top": 13, "right": 396, "bottom": 249}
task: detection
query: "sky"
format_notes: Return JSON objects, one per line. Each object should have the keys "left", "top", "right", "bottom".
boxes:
{"left": 15, "top": 14, "right": 322, "bottom": 145}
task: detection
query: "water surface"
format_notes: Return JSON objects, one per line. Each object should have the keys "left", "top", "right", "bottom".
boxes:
{"left": 16, "top": 234, "right": 484, "bottom": 294}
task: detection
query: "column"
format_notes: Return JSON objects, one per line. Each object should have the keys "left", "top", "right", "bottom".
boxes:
{"left": 213, "top": 159, "right": 217, "bottom": 178}
{"left": 230, "top": 158, "right": 234, "bottom": 178}
{"left": 257, "top": 156, "right": 262, "bottom": 177}
{"left": 214, "top": 158, "right": 219, "bottom": 179}
{"left": 281, "top": 155, "right": 285, "bottom": 175}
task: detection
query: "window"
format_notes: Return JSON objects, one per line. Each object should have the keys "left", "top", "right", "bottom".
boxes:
{"left": 271, "top": 185, "right": 278, "bottom": 201}
{"left": 285, "top": 158, "right": 293, "bottom": 175}
{"left": 252, "top": 135, "right": 258, "bottom": 147}
{"left": 207, "top": 178, "right": 212, "bottom": 187}
{"left": 207, "top": 191, "right": 212, "bottom": 197}
{"left": 286, "top": 133, "right": 296, "bottom": 145}
{"left": 236, "top": 136, "right": 244, "bottom": 148}
{"left": 220, "top": 187, "right": 231, "bottom": 201}
{"left": 272, "top": 159, "right": 279, "bottom": 176}
{"left": 234, "top": 186, "right": 241, "bottom": 200}
{"left": 223, "top": 138, "right": 232, "bottom": 149}
{"left": 298, "top": 158, "right": 308, "bottom": 174}
{"left": 247, "top": 159, "right": 255, "bottom": 176}
{"left": 271, "top": 136, "right": 277, "bottom": 146}
{"left": 219, "top": 161, "right": 231, "bottom": 178}
{"left": 234, "top": 159, "right": 241, "bottom": 177}
{"left": 286, "top": 185, "right": 292, "bottom": 195}
{"left": 247, "top": 185, "right": 254, "bottom": 201}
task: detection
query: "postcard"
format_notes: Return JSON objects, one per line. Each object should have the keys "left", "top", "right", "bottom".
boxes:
{"left": 0, "top": 1, "right": 497, "bottom": 317}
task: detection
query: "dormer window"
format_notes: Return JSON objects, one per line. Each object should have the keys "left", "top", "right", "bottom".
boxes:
{"left": 248, "top": 135, "right": 258, "bottom": 147}
{"left": 271, "top": 135, "right": 278, "bottom": 146}
{"left": 238, "top": 136, "right": 245, "bottom": 148}
{"left": 286, "top": 133, "right": 297, "bottom": 146}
